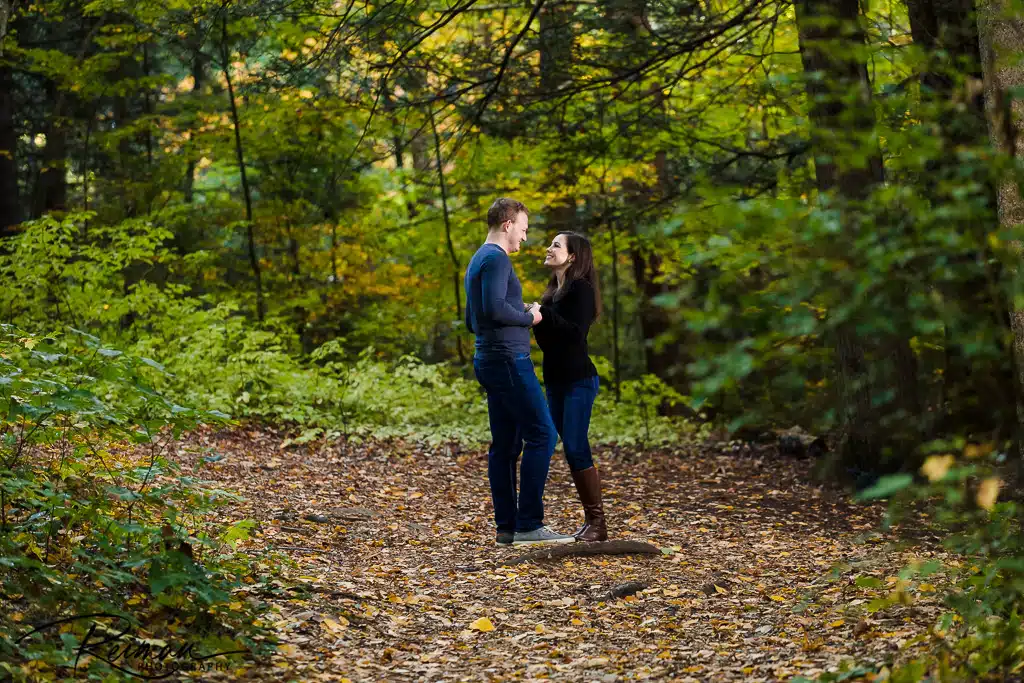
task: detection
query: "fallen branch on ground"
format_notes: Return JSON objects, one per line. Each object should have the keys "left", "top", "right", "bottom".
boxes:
{"left": 501, "top": 540, "right": 662, "bottom": 566}
{"left": 591, "top": 580, "right": 649, "bottom": 602}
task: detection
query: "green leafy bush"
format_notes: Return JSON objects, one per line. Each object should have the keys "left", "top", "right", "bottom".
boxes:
{"left": 854, "top": 446, "right": 1024, "bottom": 680}
{"left": 0, "top": 325, "right": 272, "bottom": 681}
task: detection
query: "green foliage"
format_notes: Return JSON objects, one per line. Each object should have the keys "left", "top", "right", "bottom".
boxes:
{"left": 0, "top": 324, "right": 272, "bottom": 680}
{"left": 0, "top": 213, "right": 696, "bottom": 447}
{"left": 830, "top": 445, "right": 1024, "bottom": 679}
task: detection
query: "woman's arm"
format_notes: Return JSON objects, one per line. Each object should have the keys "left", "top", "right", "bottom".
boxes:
{"left": 538, "top": 280, "right": 595, "bottom": 344}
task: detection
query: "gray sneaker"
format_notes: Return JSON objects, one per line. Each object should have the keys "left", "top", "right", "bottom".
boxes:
{"left": 496, "top": 531, "right": 514, "bottom": 546}
{"left": 512, "top": 526, "right": 576, "bottom": 546}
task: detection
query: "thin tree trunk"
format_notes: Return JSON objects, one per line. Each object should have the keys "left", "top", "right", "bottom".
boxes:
{"left": 330, "top": 221, "right": 339, "bottom": 283}
{"left": 383, "top": 81, "right": 419, "bottom": 220}
{"left": 221, "top": 15, "right": 264, "bottom": 321}
{"left": 183, "top": 49, "right": 205, "bottom": 203}
{"left": 143, "top": 44, "right": 153, "bottom": 169}
{"left": 325, "top": 172, "right": 340, "bottom": 283}
{"left": 0, "top": 62, "right": 21, "bottom": 236}
{"left": 609, "top": 216, "right": 622, "bottom": 401}
{"left": 288, "top": 223, "right": 300, "bottom": 279}
{"left": 82, "top": 109, "right": 93, "bottom": 214}
{"left": 429, "top": 107, "right": 466, "bottom": 364}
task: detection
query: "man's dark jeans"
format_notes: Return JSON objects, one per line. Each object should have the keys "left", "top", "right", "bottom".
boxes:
{"left": 546, "top": 375, "right": 599, "bottom": 472}
{"left": 473, "top": 352, "right": 557, "bottom": 534}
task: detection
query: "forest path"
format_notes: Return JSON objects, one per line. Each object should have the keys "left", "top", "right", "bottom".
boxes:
{"left": 182, "top": 429, "right": 952, "bottom": 682}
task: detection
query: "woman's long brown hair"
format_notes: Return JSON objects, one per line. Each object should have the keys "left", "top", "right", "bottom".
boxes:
{"left": 541, "top": 232, "right": 602, "bottom": 318}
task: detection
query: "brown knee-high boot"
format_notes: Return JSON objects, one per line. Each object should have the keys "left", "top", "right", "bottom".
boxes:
{"left": 570, "top": 466, "right": 607, "bottom": 542}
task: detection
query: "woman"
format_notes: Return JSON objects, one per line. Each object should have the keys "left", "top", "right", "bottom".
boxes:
{"left": 529, "top": 231, "right": 607, "bottom": 542}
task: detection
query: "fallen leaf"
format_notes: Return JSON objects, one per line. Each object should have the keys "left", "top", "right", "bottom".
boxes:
{"left": 322, "top": 618, "right": 348, "bottom": 635}
{"left": 469, "top": 617, "right": 495, "bottom": 632}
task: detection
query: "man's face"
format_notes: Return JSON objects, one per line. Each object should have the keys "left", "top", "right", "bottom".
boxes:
{"left": 505, "top": 211, "right": 529, "bottom": 253}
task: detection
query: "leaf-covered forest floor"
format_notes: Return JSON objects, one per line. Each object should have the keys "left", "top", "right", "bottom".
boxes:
{"left": 181, "top": 428, "right": 956, "bottom": 682}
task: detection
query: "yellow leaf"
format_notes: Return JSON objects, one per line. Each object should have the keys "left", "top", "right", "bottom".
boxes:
{"left": 714, "top": 585, "right": 728, "bottom": 594}
{"left": 322, "top": 618, "right": 347, "bottom": 635}
{"left": 571, "top": 618, "right": 583, "bottom": 626}
{"left": 408, "top": 492, "right": 424, "bottom": 499}
{"left": 977, "top": 478, "right": 1002, "bottom": 510}
{"left": 918, "top": 583, "right": 936, "bottom": 593}
{"left": 769, "top": 595, "right": 785, "bottom": 602}
{"left": 469, "top": 617, "right": 495, "bottom": 632}
{"left": 920, "top": 454, "right": 955, "bottom": 482}
{"left": 829, "top": 619, "right": 845, "bottom": 628}
{"left": 535, "top": 624, "right": 545, "bottom": 633}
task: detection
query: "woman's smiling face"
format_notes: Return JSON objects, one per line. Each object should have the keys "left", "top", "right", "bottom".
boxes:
{"left": 544, "top": 234, "right": 573, "bottom": 269}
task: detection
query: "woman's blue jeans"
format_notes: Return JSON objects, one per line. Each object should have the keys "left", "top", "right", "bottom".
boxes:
{"left": 473, "top": 352, "right": 558, "bottom": 533}
{"left": 546, "top": 376, "right": 599, "bottom": 472}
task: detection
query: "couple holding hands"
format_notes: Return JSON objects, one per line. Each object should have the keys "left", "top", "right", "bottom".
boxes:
{"left": 464, "top": 198, "right": 609, "bottom": 547}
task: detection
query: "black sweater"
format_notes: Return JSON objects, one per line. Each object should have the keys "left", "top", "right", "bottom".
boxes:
{"left": 533, "top": 278, "right": 598, "bottom": 386}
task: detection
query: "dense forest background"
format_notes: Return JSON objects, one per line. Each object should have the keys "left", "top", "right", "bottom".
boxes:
{"left": 3, "top": 0, "right": 1024, "bottom": 678}
{"left": 2, "top": 0, "right": 1023, "bottom": 460}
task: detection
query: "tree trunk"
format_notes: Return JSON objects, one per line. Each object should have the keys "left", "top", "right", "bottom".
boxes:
{"left": 978, "top": 0, "right": 1024, "bottom": 454}
{"left": 907, "top": 0, "right": 1014, "bottom": 438}
{"left": 0, "top": 0, "right": 19, "bottom": 57}
{"left": 0, "top": 62, "right": 21, "bottom": 237}
{"left": 33, "top": 81, "right": 67, "bottom": 217}
{"left": 603, "top": 0, "right": 688, "bottom": 391}
{"left": 795, "top": 0, "right": 919, "bottom": 471}
{"left": 540, "top": 0, "right": 577, "bottom": 235}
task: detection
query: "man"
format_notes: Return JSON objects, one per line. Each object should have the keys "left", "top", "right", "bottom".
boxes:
{"left": 464, "top": 198, "right": 575, "bottom": 546}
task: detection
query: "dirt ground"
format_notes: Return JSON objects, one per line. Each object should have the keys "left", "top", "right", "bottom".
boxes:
{"left": 179, "top": 429, "right": 954, "bottom": 682}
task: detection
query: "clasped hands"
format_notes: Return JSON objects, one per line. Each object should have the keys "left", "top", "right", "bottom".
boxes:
{"left": 526, "top": 302, "right": 543, "bottom": 326}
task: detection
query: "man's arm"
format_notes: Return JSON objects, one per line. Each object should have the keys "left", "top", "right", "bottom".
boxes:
{"left": 463, "top": 271, "right": 475, "bottom": 333}
{"left": 480, "top": 253, "right": 534, "bottom": 326}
